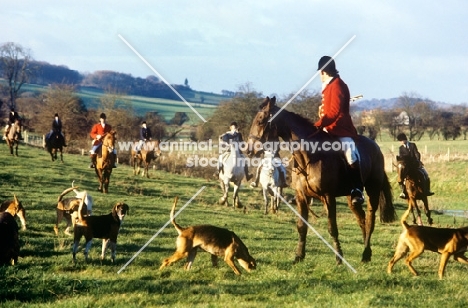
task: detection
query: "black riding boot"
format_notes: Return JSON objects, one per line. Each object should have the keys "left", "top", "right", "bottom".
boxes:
{"left": 113, "top": 153, "right": 117, "bottom": 168}
{"left": 89, "top": 154, "right": 97, "bottom": 168}
{"left": 349, "top": 162, "right": 364, "bottom": 206}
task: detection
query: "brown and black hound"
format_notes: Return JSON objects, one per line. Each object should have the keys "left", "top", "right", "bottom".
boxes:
{"left": 388, "top": 208, "right": 468, "bottom": 279}
{"left": 72, "top": 197, "right": 129, "bottom": 263}
{"left": 160, "top": 197, "right": 256, "bottom": 275}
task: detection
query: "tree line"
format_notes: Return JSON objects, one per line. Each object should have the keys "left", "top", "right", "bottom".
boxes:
{"left": 0, "top": 42, "right": 195, "bottom": 112}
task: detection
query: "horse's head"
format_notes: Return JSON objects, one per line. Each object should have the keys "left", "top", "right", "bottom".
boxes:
{"left": 247, "top": 96, "right": 279, "bottom": 157}
{"left": 152, "top": 140, "right": 162, "bottom": 157}
{"left": 102, "top": 130, "right": 116, "bottom": 151}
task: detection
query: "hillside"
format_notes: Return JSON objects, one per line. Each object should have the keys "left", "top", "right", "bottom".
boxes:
{"left": 18, "top": 83, "right": 228, "bottom": 124}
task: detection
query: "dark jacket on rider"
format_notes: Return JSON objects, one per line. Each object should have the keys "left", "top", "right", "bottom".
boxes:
{"left": 398, "top": 141, "right": 421, "bottom": 169}
{"left": 9, "top": 111, "right": 20, "bottom": 125}
{"left": 140, "top": 126, "right": 152, "bottom": 140}
{"left": 52, "top": 118, "right": 63, "bottom": 133}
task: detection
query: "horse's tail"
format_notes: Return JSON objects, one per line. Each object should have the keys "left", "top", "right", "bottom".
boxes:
{"left": 170, "top": 196, "right": 184, "bottom": 235}
{"left": 379, "top": 172, "right": 397, "bottom": 223}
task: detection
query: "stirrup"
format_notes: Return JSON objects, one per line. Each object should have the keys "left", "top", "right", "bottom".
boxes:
{"left": 350, "top": 188, "right": 364, "bottom": 206}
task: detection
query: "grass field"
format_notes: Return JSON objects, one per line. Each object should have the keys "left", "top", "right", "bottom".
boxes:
{"left": 19, "top": 83, "right": 225, "bottom": 124}
{"left": 1, "top": 143, "right": 468, "bottom": 307}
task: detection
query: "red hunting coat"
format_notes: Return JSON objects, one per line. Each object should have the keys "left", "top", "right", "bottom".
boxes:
{"left": 90, "top": 123, "right": 113, "bottom": 146}
{"left": 314, "top": 76, "right": 357, "bottom": 138}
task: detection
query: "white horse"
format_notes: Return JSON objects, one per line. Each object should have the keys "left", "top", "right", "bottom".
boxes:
{"left": 251, "top": 151, "right": 286, "bottom": 214}
{"left": 218, "top": 143, "right": 247, "bottom": 208}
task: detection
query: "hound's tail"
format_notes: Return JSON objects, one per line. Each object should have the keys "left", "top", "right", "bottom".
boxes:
{"left": 57, "top": 186, "right": 78, "bottom": 202}
{"left": 401, "top": 208, "right": 411, "bottom": 229}
{"left": 77, "top": 193, "right": 87, "bottom": 224}
{"left": 170, "top": 196, "right": 184, "bottom": 235}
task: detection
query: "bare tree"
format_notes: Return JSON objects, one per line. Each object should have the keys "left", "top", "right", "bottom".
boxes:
{"left": 31, "top": 84, "right": 88, "bottom": 145}
{"left": 97, "top": 90, "right": 136, "bottom": 141}
{"left": 199, "top": 84, "right": 263, "bottom": 141}
{"left": 0, "top": 42, "right": 33, "bottom": 109}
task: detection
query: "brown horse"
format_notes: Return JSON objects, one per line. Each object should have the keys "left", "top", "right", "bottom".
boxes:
{"left": 45, "top": 132, "right": 64, "bottom": 162}
{"left": 400, "top": 160, "right": 433, "bottom": 226}
{"left": 4, "top": 119, "right": 21, "bottom": 156}
{"left": 247, "top": 97, "right": 396, "bottom": 264}
{"left": 131, "top": 140, "right": 161, "bottom": 178}
{"left": 94, "top": 131, "right": 116, "bottom": 193}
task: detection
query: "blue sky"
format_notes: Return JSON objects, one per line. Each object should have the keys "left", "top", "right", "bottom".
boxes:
{"left": 2, "top": 0, "right": 468, "bottom": 104}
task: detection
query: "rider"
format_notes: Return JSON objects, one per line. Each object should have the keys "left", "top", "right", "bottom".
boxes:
{"left": 135, "top": 121, "right": 152, "bottom": 158}
{"left": 89, "top": 113, "right": 117, "bottom": 168}
{"left": 215, "top": 121, "right": 252, "bottom": 181}
{"left": 46, "top": 113, "right": 67, "bottom": 147}
{"left": 4, "top": 108, "right": 23, "bottom": 140}
{"left": 396, "top": 133, "right": 434, "bottom": 199}
{"left": 314, "top": 56, "right": 364, "bottom": 206}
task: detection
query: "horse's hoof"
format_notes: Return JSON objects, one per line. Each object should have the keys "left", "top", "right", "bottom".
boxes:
{"left": 293, "top": 257, "right": 303, "bottom": 264}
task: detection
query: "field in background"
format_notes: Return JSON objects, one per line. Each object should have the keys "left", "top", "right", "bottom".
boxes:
{"left": 19, "top": 83, "right": 226, "bottom": 124}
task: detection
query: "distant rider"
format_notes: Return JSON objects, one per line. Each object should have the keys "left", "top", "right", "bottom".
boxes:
{"left": 89, "top": 113, "right": 117, "bottom": 168}
{"left": 396, "top": 133, "right": 434, "bottom": 198}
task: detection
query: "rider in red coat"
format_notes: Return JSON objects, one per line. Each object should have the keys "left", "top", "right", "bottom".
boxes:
{"left": 314, "top": 56, "right": 363, "bottom": 206}
{"left": 89, "top": 113, "right": 116, "bottom": 168}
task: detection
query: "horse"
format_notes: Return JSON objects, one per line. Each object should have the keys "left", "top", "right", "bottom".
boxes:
{"left": 399, "top": 160, "right": 433, "bottom": 226}
{"left": 251, "top": 151, "right": 286, "bottom": 214}
{"left": 218, "top": 143, "right": 247, "bottom": 208}
{"left": 247, "top": 97, "right": 396, "bottom": 264}
{"left": 4, "top": 119, "right": 21, "bottom": 156}
{"left": 94, "top": 131, "right": 116, "bottom": 194}
{"left": 45, "top": 131, "right": 64, "bottom": 162}
{"left": 131, "top": 140, "right": 161, "bottom": 178}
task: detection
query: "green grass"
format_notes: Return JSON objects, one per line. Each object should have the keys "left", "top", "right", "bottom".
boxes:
{"left": 1, "top": 144, "right": 468, "bottom": 307}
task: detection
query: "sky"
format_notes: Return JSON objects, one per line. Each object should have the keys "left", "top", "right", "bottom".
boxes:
{"left": 2, "top": 0, "right": 468, "bottom": 105}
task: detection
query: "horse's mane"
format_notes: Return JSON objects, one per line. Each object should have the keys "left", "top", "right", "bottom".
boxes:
{"left": 271, "top": 105, "right": 317, "bottom": 139}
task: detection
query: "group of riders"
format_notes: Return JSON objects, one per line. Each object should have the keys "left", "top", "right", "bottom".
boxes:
{"left": 215, "top": 56, "right": 434, "bottom": 204}
{"left": 3, "top": 56, "right": 434, "bottom": 200}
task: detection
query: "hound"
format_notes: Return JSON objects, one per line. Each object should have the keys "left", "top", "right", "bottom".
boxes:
{"left": 72, "top": 196, "right": 129, "bottom": 263}
{"left": 160, "top": 197, "right": 256, "bottom": 275}
{"left": 0, "top": 194, "right": 26, "bottom": 231}
{"left": 54, "top": 182, "right": 93, "bottom": 236}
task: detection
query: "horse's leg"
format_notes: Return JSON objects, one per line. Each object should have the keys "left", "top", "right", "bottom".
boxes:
{"left": 145, "top": 161, "right": 150, "bottom": 178}
{"left": 262, "top": 188, "right": 269, "bottom": 214}
{"left": 15, "top": 143, "right": 18, "bottom": 156}
{"left": 232, "top": 182, "right": 242, "bottom": 208}
{"left": 276, "top": 187, "right": 283, "bottom": 212}
{"left": 103, "top": 170, "right": 111, "bottom": 194}
{"left": 323, "top": 195, "right": 343, "bottom": 265}
{"left": 60, "top": 148, "right": 63, "bottom": 163}
{"left": 219, "top": 179, "right": 229, "bottom": 206}
{"left": 360, "top": 190, "right": 379, "bottom": 262}
{"left": 421, "top": 196, "right": 432, "bottom": 225}
{"left": 95, "top": 168, "right": 103, "bottom": 192}
{"left": 347, "top": 195, "right": 367, "bottom": 242}
{"left": 294, "top": 192, "right": 309, "bottom": 263}
{"left": 409, "top": 197, "right": 422, "bottom": 225}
